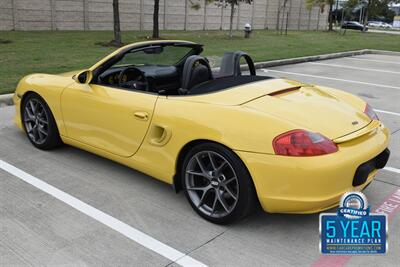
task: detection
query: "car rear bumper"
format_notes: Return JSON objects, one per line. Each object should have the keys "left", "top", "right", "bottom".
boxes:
{"left": 236, "top": 123, "right": 390, "bottom": 214}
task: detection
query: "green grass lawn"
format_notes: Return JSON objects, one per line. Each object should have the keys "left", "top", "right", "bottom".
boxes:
{"left": 1, "top": 30, "right": 400, "bottom": 94}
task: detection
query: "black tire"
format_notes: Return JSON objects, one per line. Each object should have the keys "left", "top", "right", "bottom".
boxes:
{"left": 21, "top": 93, "right": 62, "bottom": 150}
{"left": 181, "top": 142, "right": 257, "bottom": 224}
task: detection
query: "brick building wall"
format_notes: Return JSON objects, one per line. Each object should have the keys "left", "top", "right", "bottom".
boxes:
{"left": 0, "top": 0, "right": 327, "bottom": 31}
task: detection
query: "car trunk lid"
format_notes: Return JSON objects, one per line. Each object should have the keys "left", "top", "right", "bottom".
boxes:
{"left": 243, "top": 85, "right": 371, "bottom": 140}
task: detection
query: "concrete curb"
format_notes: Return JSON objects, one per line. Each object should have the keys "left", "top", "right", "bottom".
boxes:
{"left": 368, "top": 49, "right": 400, "bottom": 56}
{"left": 239, "top": 49, "right": 399, "bottom": 72}
{"left": 252, "top": 49, "right": 370, "bottom": 69}
{"left": 0, "top": 93, "right": 14, "bottom": 107}
{"left": 1, "top": 49, "right": 399, "bottom": 107}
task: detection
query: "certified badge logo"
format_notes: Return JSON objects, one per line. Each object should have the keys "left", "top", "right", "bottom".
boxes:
{"left": 320, "top": 191, "right": 387, "bottom": 254}
{"left": 338, "top": 192, "right": 369, "bottom": 219}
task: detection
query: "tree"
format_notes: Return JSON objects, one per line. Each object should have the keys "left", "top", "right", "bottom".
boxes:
{"left": 153, "top": 0, "right": 160, "bottom": 38}
{"left": 220, "top": 0, "right": 253, "bottom": 37}
{"left": 189, "top": 0, "right": 214, "bottom": 30}
{"left": 327, "top": 0, "right": 334, "bottom": 30}
{"left": 306, "top": 0, "right": 335, "bottom": 31}
{"left": 362, "top": 0, "right": 370, "bottom": 29}
{"left": 343, "top": 0, "right": 398, "bottom": 29}
{"left": 193, "top": 1, "right": 253, "bottom": 38}
{"left": 111, "top": 0, "right": 122, "bottom": 46}
{"left": 277, "top": 0, "right": 290, "bottom": 34}
{"left": 228, "top": 1, "right": 236, "bottom": 37}
{"left": 362, "top": 0, "right": 398, "bottom": 27}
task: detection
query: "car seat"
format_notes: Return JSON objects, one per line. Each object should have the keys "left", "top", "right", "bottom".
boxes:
{"left": 179, "top": 55, "right": 213, "bottom": 94}
{"left": 218, "top": 51, "right": 256, "bottom": 78}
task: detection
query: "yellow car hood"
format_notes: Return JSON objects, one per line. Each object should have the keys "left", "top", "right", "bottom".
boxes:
{"left": 58, "top": 69, "right": 84, "bottom": 77}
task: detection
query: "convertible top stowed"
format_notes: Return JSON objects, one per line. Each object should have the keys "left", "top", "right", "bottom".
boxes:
{"left": 188, "top": 75, "right": 272, "bottom": 95}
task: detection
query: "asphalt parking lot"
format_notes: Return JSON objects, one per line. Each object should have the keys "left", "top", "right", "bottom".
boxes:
{"left": 1, "top": 53, "right": 399, "bottom": 266}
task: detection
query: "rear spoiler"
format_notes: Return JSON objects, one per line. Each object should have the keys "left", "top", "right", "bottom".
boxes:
{"left": 333, "top": 120, "right": 381, "bottom": 143}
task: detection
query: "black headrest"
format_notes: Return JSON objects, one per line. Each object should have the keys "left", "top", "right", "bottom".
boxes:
{"left": 181, "top": 55, "right": 213, "bottom": 93}
{"left": 218, "top": 51, "right": 256, "bottom": 78}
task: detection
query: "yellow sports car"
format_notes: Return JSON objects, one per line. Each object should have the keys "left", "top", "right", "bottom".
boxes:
{"left": 13, "top": 40, "right": 390, "bottom": 224}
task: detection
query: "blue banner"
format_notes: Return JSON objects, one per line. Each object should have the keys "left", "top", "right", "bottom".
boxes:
{"left": 320, "top": 214, "right": 387, "bottom": 254}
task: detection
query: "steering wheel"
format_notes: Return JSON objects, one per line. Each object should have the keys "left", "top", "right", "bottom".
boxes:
{"left": 118, "top": 67, "right": 149, "bottom": 91}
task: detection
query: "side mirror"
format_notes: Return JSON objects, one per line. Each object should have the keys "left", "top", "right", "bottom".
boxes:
{"left": 73, "top": 70, "right": 93, "bottom": 84}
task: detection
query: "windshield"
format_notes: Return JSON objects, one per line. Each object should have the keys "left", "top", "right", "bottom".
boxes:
{"left": 113, "top": 45, "right": 194, "bottom": 67}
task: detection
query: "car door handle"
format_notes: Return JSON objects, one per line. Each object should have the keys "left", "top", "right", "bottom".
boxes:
{"left": 134, "top": 111, "right": 149, "bottom": 121}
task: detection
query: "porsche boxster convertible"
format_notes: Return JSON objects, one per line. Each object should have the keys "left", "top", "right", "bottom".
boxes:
{"left": 13, "top": 40, "right": 390, "bottom": 224}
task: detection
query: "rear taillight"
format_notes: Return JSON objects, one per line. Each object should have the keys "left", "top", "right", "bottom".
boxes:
{"left": 364, "top": 104, "right": 379, "bottom": 120}
{"left": 273, "top": 130, "right": 338, "bottom": 156}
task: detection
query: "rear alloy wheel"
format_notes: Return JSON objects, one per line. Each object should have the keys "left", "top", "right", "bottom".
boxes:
{"left": 22, "top": 93, "right": 62, "bottom": 150}
{"left": 182, "top": 143, "right": 257, "bottom": 224}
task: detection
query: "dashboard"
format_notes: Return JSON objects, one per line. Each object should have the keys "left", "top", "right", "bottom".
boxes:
{"left": 98, "top": 65, "right": 181, "bottom": 93}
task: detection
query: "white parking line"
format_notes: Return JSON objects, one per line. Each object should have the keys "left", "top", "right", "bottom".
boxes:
{"left": 384, "top": 167, "right": 400, "bottom": 174}
{"left": 343, "top": 57, "right": 400, "bottom": 65}
{"left": 0, "top": 160, "right": 207, "bottom": 267}
{"left": 375, "top": 109, "right": 400, "bottom": 117}
{"left": 309, "top": 62, "right": 400, "bottom": 75}
{"left": 262, "top": 69, "right": 400, "bottom": 90}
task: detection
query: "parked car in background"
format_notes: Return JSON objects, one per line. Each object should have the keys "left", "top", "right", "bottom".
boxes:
{"left": 368, "top": 21, "right": 381, "bottom": 27}
{"left": 381, "top": 22, "right": 392, "bottom": 29}
{"left": 342, "top": 21, "right": 368, "bottom": 31}
{"left": 368, "top": 21, "right": 393, "bottom": 29}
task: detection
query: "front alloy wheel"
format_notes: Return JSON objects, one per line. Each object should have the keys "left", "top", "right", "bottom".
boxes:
{"left": 22, "top": 93, "right": 62, "bottom": 150}
{"left": 23, "top": 98, "right": 49, "bottom": 145}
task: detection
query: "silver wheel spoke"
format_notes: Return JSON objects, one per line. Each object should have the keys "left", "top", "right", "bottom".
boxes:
{"left": 210, "top": 191, "right": 218, "bottom": 215}
{"left": 208, "top": 152, "right": 217, "bottom": 170}
{"left": 25, "top": 106, "right": 35, "bottom": 120}
{"left": 195, "top": 155, "right": 209, "bottom": 178}
{"left": 224, "top": 177, "right": 236, "bottom": 185}
{"left": 29, "top": 100, "right": 37, "bottom": 115}
{"left": 38, "top": 126, "right": 48, "bottom": 136}
{"left": 198, "top": 187, "right": 212, "bottom": 207}
{"left": 216, "top": 161, "right": 227, "bottom": 175}
{"left": 187, "top": 184, "right": 210, "bottom": 191}
{"left": 31, "top": 124, "right": 37, "bottom": 133}
{"left": 24, "top": 117, "right": 34, "bottom": 123}
{"left": 37, "top": 117, "right": 48, "bottom": 124}
{"left": 32, "top": 125, "right": 39, "bottom": 141}
{"left": 27, "top": 125, "right": 34, "bottom": 134}
{"left": 224, "top": 186, "right": 237, "bottom": 200}
{"left": 186, "top": 170, "right": 207, "bottom": 177}
{"left": 37, "top": 128, "right": 44, "bottom": 140}
{"left": 217, "top": 191, "right": 230, "bottom": 213}
{"left": 34, "top": 101, "right": 39, "bottom": 115}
